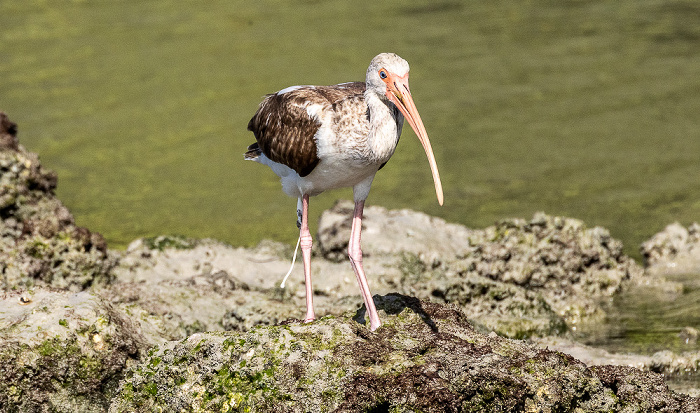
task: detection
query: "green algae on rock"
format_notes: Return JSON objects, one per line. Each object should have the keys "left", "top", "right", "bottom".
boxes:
{"left": 0, "top": 289, "right": 144, "bottom": 412}
{"left": 109, "top": 294, "right": 699, "bottom": 412}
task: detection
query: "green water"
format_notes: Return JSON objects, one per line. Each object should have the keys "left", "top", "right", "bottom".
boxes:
{"left": 581, "top": 272, "right": 700, "bottom": 355}
{"left": 1, "top": 1, "right": 699, "bottom": 257}
{"left": 579, "top": 272, "right": 700, "bottom": 392}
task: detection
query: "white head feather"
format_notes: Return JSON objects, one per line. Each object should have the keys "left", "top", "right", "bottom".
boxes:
{"left": 365, "top": 53, "right": 410, "bottom": 98}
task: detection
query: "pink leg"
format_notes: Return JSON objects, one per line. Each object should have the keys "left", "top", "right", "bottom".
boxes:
{"left": 300, "top": 194, "right": 315, "bottom": 323}
{"left": 347, "top": 200, "right": 381, "bottom": 331}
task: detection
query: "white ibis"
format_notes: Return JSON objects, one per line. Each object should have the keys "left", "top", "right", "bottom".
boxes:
{"left": 245, "top": 53, "right": 443, "bottom": 331}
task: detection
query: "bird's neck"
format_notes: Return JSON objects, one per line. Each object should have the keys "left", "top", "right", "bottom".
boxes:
{"left": 365, "top": 92, "right": 404, "bottom": 164}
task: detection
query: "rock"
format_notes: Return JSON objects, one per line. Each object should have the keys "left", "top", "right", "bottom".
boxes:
{"left": 533, "top": 336, "right": 653, "bottom": 371}
{"left": 534, "top": 336, "right": 700, "bottom": 378}
{"left": 109, "top": 294, "right": 700, "bottom": 412}
{"left": 100, "top": 270, "right": 300, "bottom": 346}
{"left": 104, "top": 236, "right": 305, "bottom": 345}
{"left": 681, "top": 327, "right": 700, "bottom": 345}
{"left": 2, "top": 113, "right": 700, "bottom": 409}
{"left": 591, "top": 365, "right": 699, "bottom": 412}
{"left": 451, "top": 213, "right": 644, "bottom": 326}
{"left": 113, "top": 205, "right": 650, "bottom": 340}
{"left": 318, "top": 205, "right": 645, "bottom": 334}
{"left": 0, "top": 113, "right": 115, "bottom": 291}
{"left": 642, "top": 222, "right": 700, "bottom": 275}
{"left": 115, "top": 237, "right": 294, "bottom": 290}
{"left": 0, "top": 289, "right": 144, "bottom": 412}
{"left": 0, "top": 112, "right": 19, "bottom": 150}
{"left": 112, "top": 231, "right": 561, "bottom": 340}
{"left": 317, "top": 199, "right": 472, "bottom": 264}
{"left": 429, "top": 273, "right": 567, "bottom": 338}
{"left": 650, "top": 350, "right": 700, "bottom": 377}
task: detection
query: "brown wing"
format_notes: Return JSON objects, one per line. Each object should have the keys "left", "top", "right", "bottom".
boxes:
{"left": 247, "top": 82, "right": 366, "bottom": 177}
{"left": 313, "top": 82, "right": 366, "bottom": 107}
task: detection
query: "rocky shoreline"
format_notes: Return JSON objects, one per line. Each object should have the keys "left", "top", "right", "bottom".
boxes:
{"left": 2, "top": 111, "right": 700, "bottom": 411}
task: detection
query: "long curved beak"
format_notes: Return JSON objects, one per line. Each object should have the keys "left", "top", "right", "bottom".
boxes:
{"left": 386, "top": 73, "right": 444, "bottom": 206}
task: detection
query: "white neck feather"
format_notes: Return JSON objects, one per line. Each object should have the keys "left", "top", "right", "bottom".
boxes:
{"left": 365, "top": 91, "right": 404, "bottom": 164}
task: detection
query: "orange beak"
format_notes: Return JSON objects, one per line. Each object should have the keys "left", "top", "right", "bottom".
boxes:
{"left": 385, "top": 72, "right": 444, "bottom": 206}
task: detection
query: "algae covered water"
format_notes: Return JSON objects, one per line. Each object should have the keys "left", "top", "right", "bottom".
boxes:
{"left": 1, "top": 0, "right": 699, "bottom": 258}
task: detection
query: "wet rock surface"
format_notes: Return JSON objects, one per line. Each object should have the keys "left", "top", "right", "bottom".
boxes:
{"left": 2, "top": 112, "right": 699, "bottom": 411}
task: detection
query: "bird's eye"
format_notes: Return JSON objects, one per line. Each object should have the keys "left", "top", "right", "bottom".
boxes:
{"left": 379, "top": 70, "right": 388, "bottom": 80}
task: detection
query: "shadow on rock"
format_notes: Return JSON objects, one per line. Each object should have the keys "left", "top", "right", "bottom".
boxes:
{"left": 354, "top": 293, "right": 438, "bottom": 333}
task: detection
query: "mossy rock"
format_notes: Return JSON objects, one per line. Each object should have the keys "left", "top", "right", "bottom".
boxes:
{"left": 0, "top": 290, "right": 144, "bottom": 412}
{"left": 109, "top": 294, "right": 699, "bottom": 412}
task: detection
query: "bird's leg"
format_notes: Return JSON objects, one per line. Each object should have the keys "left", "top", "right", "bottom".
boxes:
{"left": 347, "top": 200, "right": 381, "bottom": 331}
{"left": 300, "top": 194, "right": 315, "bottom": 323}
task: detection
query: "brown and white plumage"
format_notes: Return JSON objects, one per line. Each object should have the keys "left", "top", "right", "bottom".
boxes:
{"left": 247, "top": 82, "right": 367, "bottom": 178}
{"left": 245, "top": 53, "right": 443, "bottom": 331}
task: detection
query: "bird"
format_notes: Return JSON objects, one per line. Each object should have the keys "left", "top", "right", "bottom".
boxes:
{"left": 245, "top": 53, "right": 443, "bottom": 331}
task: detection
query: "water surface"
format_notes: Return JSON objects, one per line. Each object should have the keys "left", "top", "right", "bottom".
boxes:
{"left": 581, "top": 272, "right": 700, "bottom": 355}
{"left": 1, "top": 1, "right": 698, "bottom": 257}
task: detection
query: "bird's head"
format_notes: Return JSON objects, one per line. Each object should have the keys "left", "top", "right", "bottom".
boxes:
{"left": 366, "top": 53, "right": 410, "bottom": 96}
{"left": 366, "top": 53, "right": 444, "bottom": 206}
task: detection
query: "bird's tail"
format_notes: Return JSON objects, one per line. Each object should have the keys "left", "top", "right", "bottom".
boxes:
{"left": 244, "top": 142, "right": 262, "bottom": 160}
